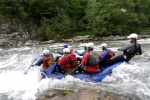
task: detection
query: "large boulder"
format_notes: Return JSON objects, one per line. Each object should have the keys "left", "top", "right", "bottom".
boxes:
{"left": 0, "top": 18, "right": 29, "bottom": 47}
{"left": 36, "top": 89, "right": 140, "bottom": 100}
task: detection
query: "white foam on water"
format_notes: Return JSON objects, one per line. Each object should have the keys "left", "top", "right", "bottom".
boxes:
{"left": 101, "top": 62, "right": 150, "bottom": 100}
{"left": 6, "top": 47, "right": 31, "bottom": 52}
{"left": 0, "top": 67, "right": 42, "bottom": 100}
{"left": 0, "top": 38, "right": 150, "bottom": 100}
{"left": 37, "top": 75, "right": 89, "bottom": 93}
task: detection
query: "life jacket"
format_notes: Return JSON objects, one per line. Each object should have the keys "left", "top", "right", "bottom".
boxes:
{"left": 104, "top": 49, "right": 115, "bottom": 62}
{"left": 85, "top": 65, "right": 99, "bottom": 73}
{"left": 70, "top": 48, "right": 76, "bottom": 55}
{"left": 62, "top": 53, "right": 78, "bottom": 71}
{"left": 87, "top": 51, "right": 99, "bottom": 66}
{"left": 126, "top": 43, "right": 141, "bottom": 59}
{"left": 43, "top": 56, "right": 54, "bottom": 72}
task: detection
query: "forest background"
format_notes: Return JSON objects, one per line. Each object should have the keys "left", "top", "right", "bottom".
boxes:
{"left": 0, "top": 0, "right": 150, "bottom": 41}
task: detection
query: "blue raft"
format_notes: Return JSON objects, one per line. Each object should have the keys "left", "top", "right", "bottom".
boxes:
{"left": 45, "top": 61, "right": 126, "bottom": 83}
{"left": 34, "top": 55, "right": 126, "bottom": 83}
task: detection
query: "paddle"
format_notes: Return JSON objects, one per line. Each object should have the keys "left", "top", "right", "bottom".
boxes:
{"left": 24, "top": 48, "right": 51, "bottom": 74}
{"left": 24, "top": 54, "right": 45, "bottom": 74}
{"left": 64, "top": 68, "right": 77, "bottom": 76}
{"left": 24, "top": 65, "right": 32, "bottom": 74}
{"left": 64, "top": 64, "right": 81, "bottom": 76}
{"left": 24, "top": 59, "right": 36, "bottom": 74}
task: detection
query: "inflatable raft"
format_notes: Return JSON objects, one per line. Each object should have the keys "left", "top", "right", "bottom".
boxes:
{"left": 34, "top": 55, "right": 126, "bottom": 82}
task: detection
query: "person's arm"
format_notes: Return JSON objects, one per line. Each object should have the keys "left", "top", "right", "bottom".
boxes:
{"left": 81, "top": 53, "right": 90, "bottom": 66}
{"left": 34, "top": 58, "right": 43, "bottom": 66}
{"left": 49, "top": 53, "right": 54, "bottom": 58}
{"left": 56, "top": 51, "right": 64, "bottom": 55}
{"left": 100, "top": 51, "right": 108, "bottom": 61}
{"left": 99, "top": 54, "right": 102, "bottom": 59}
{"left": 118, "top": 43, "right": 133, "bottom": 51}
{"left": 138, "top": 44, "right": 142, "bottom": 55}
{"left": 75, "top": 50, "right": 87, "bottom": 56}
{"left": 58, "top": 56, "right": 67, "bottom": 67}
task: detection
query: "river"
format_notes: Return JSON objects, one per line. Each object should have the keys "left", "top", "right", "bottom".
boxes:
{"left": 0, "top": 38, "right": 150, "bottom": 100}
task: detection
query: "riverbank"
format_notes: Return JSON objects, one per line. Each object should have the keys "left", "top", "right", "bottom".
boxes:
{"left": 0, "top": 17, "right": 150, "bottom": 47}
{"left": 38, "top": 33, "right": 150, "bottom": 44}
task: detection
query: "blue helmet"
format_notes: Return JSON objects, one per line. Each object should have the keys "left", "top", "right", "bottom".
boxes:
{"left": 63, "top": 43, "right": 68, "bottom": 48}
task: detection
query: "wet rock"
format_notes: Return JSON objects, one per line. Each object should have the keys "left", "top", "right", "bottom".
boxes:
{"left": 62, "top": 35, "right": 93, "bottom": 42}
{"left": 0, "top": 38, "right": 10, "bottom": 46}
{"left": 36, "top": 89, "right": 140, "bottom": 100}
{"left": 24, "top": 40, "right": 37, "bottom": 46}
{"left": 39, "top": 40, "right": 55, "bottom": 44}
{"left": 0, "top": 18, "right": 29, "bottom": 47}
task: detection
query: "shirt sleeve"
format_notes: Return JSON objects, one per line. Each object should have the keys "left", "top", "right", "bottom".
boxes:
{"left": 75, "top": 50, "right": 87, "bottom": 56}
{"left": 34, "top": 58, "right": 43, "bottom": 66}
{"left": 118, "top": 43, "right": 133, "bottom": 51}
{"left": 57, "top": 51, "right": 64, "bottom": 55}
{"left": 81, "top": 52, "right": 90, "bottom": 66}
{"left": 101, "top": 51, "right": 108, "bottom": 61}
{"left": 58, "top": 56, "right": 67, "bottom": 67}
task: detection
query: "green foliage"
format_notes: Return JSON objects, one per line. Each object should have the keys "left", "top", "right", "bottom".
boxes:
{"left": 0, "top": 0, "right": 150, "bottom": 39}
{"left": 74, "top": 31, "right": 93, "bottom": 36}
{"left": 37, "top": 18, "right": 58, "bottom": 40}
{"left": 84, "top": 0, "right": 150, "bottom": 36}
{"left": 63, "top": 90, "right": 74, "bottom": 95}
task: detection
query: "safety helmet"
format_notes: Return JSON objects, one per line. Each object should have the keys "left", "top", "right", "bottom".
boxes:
{"left": 63, "top": 48, "right": 70, "bottom": 53}
{"left": 100, "top": 43, "right": 107, "bottom": 48}
{"left": 42, "top": 49, "right": 49, "bottom": 55}
{"left": 127, "top": 33, "right": 138, "bottom": 39}
{"left": 63, "top": 43, "right": 68, "bottom": 48}
{"left": 86, "top": 42, "right": 94, "bottom": 49}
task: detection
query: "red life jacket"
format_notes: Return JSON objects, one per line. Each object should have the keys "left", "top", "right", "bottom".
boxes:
{"left": 82, "top": 52, "right": 100, "bottom": 73}
{"left": 43, "top": 56, "right": 54, "bottom": 71}
{"left": 85, "top": 65, "right": 99, "bottom": 73}
{"left": 63, "top": 53, "right": 78, "bottom": 71}
{"left": 104, "top": 50, "right": 115, "bottom": 62}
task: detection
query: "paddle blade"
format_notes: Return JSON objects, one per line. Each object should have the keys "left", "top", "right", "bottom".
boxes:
{"left": 24, "top": 70, "right": 28, "bottom": 74}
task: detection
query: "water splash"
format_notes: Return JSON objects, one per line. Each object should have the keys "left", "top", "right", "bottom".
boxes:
{"left": 0, "top": 38, "right": 150, "bottom": 100}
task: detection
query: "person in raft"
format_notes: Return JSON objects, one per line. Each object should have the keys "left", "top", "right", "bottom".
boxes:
{"left": 109, "top": 33, "right": 142, "bottom": 64}
{"left": 75, "top": 43, "right": 88, "bottom": 56}
{"left": 33, "top": 49, "right": 55, "bottom": 73}
{"left": 57, "top": 48, "right": 78, "bottom": 74}
{"left": 99, "top": 43, "right": 115, "bottom": 68}
{"left": 78, "top": 42, "right": 100, "bottom": 74}
{"left": 55, "top": 43, "right": 75, "bottom": 62}
{"left": 75, "top": 43, "right": 88, "bottom": 62}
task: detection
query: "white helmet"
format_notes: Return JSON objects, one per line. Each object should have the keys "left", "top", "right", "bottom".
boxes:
{"left": 127, "top": 33, "right": 138, "bottom": 39}
{"left": 100, "top": 43, "right": 107, "bottom": 48}
{"left": 63, "top": 48, "right": 70, "bottom": 53}
{"left": 43, "top": 49, "right": 49, "bottom": 55}
{"left": 86, "top": 42, "right": 94, "bottom": 49}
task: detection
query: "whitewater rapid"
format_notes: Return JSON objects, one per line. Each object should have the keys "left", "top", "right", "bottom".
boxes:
{"left": 0, "top": 38, "right": 150, "bottom": 100}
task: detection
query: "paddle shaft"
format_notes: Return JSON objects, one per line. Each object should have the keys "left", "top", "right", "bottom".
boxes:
{"left": 24, "top": 66, "right": 31, "bottom": 74}
{"left": 64, "top": 64, "right": 81, "bottom": 76}
{"left": 24, "top": 58, "right": 37, "bottom": 74}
